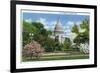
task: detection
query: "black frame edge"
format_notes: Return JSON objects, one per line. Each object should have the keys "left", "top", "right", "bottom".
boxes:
{"left": 94, "top": 6, "right": 97, "bottom": 67}
{"left": 15, "top": 0, "right": 97, "bottom": 9}
{"left": 15, "top": 64, "right": 96, "bottom": 72}
{"left": 10, "top": 1, "right": 16, "bottom": 73}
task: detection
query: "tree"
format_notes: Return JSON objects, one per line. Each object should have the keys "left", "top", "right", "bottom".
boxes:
{"left": 63, "top": 37, "right": 72, "bottom": 51}
{"left": 71, "top": 24, "right": 80, "bottom": 49}
{"left": 32, "top": 22, "right": 43, "bottom": 29}
{"left": 80, "top": 19, "right": 89, "bottom": 44}
{"left": 23, "top": 21, "right": 37, "bottom": 33}
{"left": 71, "top": 24, "right": 79, "bottom": 34}
{"left": 32, "top": 22, "right": 44, "bottom": 34}
{"left": 23, "top": 21, "right": 48, "bottom": 47}
{"left": 43, "top": 38, "right": 56, "bottom": 52}
{"left": 23, "top": 41, "right": 45, "bottom": 60}
{"left": 23, "top": 21, "right": 37, "bottom": 46}
{"left": 71, "top": 19, "right": 89, "bottom": 53}
{"left": 71, "top": 19, "right": 89, "bottom": 46}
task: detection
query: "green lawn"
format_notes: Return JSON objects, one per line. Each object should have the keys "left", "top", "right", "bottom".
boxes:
{"left": 22, "top": 53, "right": 89, "bottom": 62}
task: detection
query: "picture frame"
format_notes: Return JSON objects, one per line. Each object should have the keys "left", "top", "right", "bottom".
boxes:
{"left": 10, "top": 0, "right": 97, "bottom": 73}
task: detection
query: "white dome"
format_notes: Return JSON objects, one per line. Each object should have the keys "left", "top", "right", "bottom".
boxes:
{"left": 54, "top": 19, "right": 63, "bottom": 33}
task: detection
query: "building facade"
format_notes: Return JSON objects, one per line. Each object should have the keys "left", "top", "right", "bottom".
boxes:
{"left": 54, "top": 18, "right": 66, "bottom": 43}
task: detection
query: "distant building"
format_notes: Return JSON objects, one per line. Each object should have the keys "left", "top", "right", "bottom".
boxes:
{"left": 54, "top": 18, "right": 65, "bottom": 43}
{"left": 50, "top": 18, "right": 75, "bottom": 44}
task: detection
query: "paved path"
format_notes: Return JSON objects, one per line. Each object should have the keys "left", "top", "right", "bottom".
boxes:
{"left": 43, "top": 52, "right": 69, "bottom": 56}
{"left": 42, "top": 54, "right": 88, "bottom": 58}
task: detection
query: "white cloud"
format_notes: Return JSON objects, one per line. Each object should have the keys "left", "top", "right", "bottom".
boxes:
{"left": 36, "top": 18, "right": 58, "bottom": 31}
{"left": 65, "top": 21, "right": 75, "bottom": 30}
{"left": 64, "top": 29, "right": 70, "bottom": 33}
{"left": 63, "top": 21, "right": 82, "bottom": 37}
{"left": 67, "top": 21, "right": 74, "bottom": 25}
{"left": 25, "top": 19, "right": 32, "bottom": 23}
{"left": 63, "top": 21, "right": 74, "bottom": 35}
{"left": 36, "top": 18, "right": 50, "bottom": 30}
{"left": 49, "top": 20, "right": 63, "bottom": 27}
{"left": 45, "top": 25, "right": 55, "bottom": 31}
{"left": 36, "top": 18, "right": 47, "bottom": 25}
{"left": 63, "top": 26, "right": 71, "bottom": 30}
{"left": 36, "top": 18, "right": 82, "bottom": 34}
{"left": 44, "top": 26, "right": 49, "bottom": 29}
{"left": 49, "top": 21, "right": 57, "bottom": 26}
{"left": 66, "top": 21, "right": 82, "bottom": 26}
{"left": 76, "top": 21, "right": 82, "bottom": 25}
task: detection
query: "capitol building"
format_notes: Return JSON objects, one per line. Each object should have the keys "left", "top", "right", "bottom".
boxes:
{"left": 50, "top": 18, "right": 67, "bottom": 43}
{"left": 50, "top": 18, "right": 89, "bottom": 54}
{"left": 49, "top": 18, "right": 77, "bottom": 44}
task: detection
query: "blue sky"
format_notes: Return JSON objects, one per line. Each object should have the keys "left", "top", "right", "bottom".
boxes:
{"left": 22, "top": 11, "right": 89, "bottom": 36}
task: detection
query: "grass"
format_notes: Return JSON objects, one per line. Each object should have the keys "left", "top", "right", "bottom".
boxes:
{"left": 22, "top": 53, "right": 89, "bottom": 62}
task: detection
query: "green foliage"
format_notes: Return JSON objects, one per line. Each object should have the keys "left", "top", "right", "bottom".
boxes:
{"left": 23, "top": 21, "right": 37, "bottom": 33}
{"left": 22, "top": 31, "right": 29, "bottom": 46}
{"left": 40, "top": 29, "right": 49, "bottom": 37}
{"left": 63, "top": 37, "right": 72, "bottom": 51}
{"left": 32, "top": 22, "right": 44, "bottom": 31}
{"left": 44, "top": 38, "right": 56, "bottom": 52}
{"left": 54, "top": 42, "right": 62, "bottom": 52}
{"left": 80, "top": 19, "right": 89, "bottom": 43}
{"left": 23, "top": 21, "right": 46, "bottom": 46}
{"left": 71, "top": 24, "right": 79, "bottom": 34}
{"left": 23, "top": 21, "right": 37, "bottom": 46}
{"left": 71, "top": 19, "right": 89, "bottom": 49}
{"left": 80, "top": 19, "right": 89, "bottom": 31}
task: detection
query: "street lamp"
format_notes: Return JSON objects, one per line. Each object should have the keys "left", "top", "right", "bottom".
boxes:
{"left": 29, "top": 33, "right": 34, "bottom": 42}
